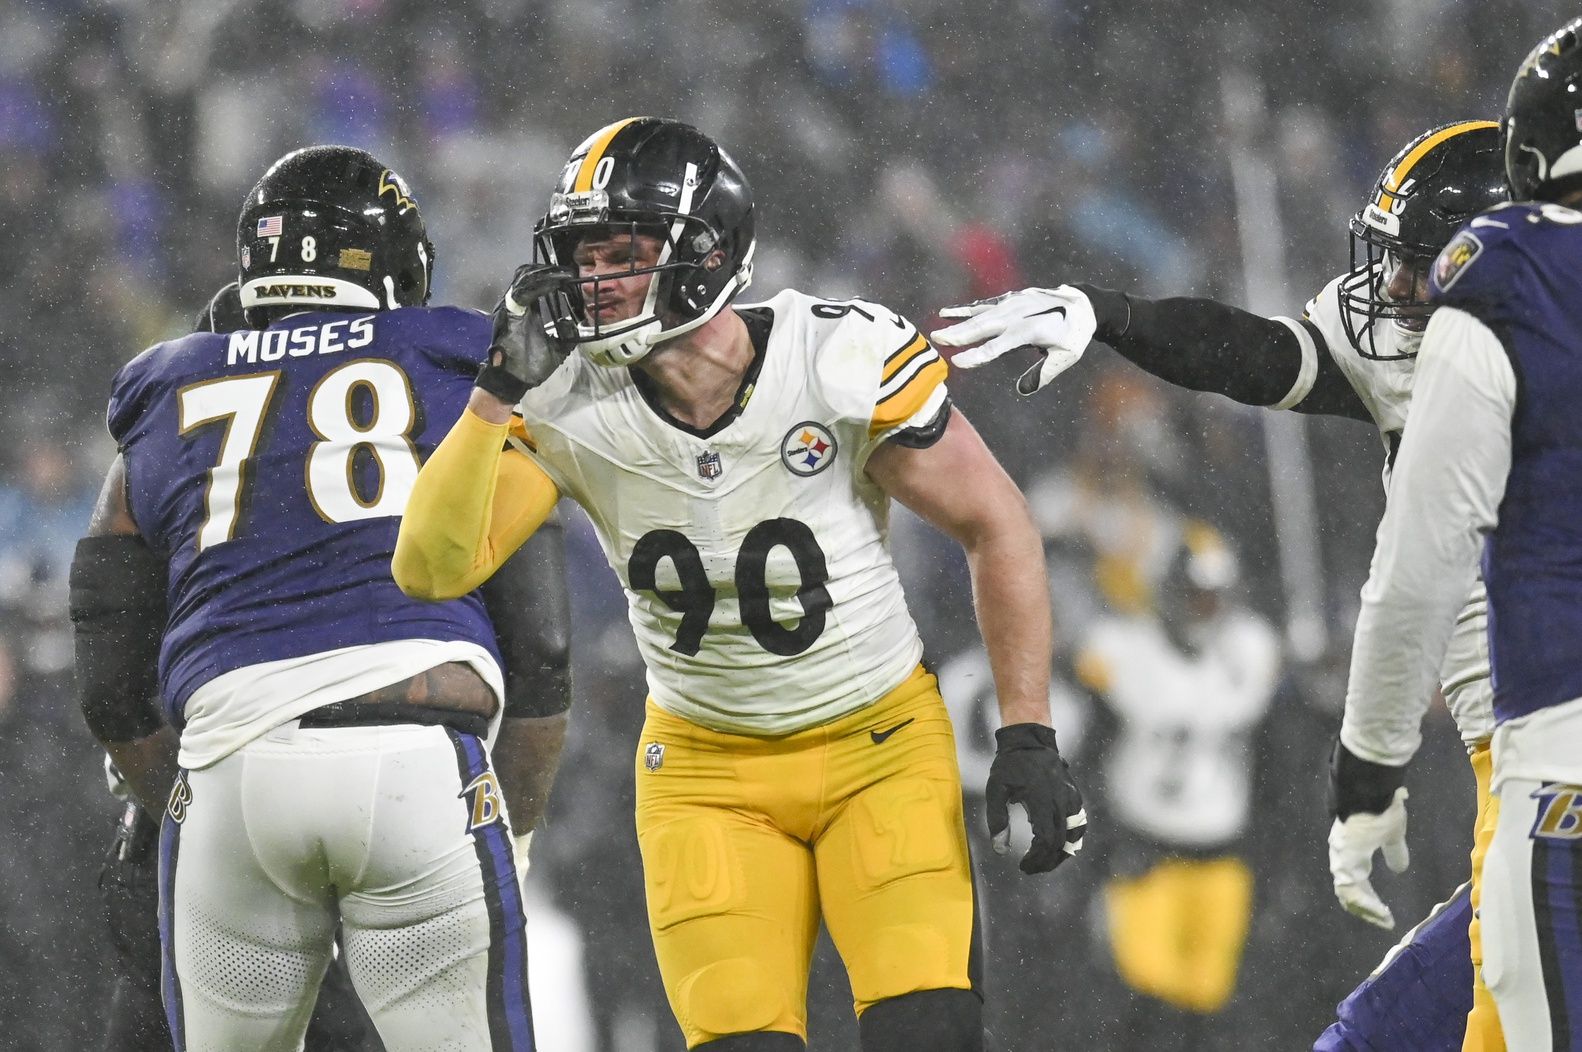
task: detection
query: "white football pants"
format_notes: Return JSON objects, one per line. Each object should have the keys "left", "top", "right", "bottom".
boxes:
{"left": 157, "top": 720, "right": 534, "bottom": 1052}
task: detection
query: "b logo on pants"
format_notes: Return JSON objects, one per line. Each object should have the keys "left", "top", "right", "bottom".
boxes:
{"left": 461, "top": 771, "right": 504, "bottom": 833}
{"left": 1530, "top": 783, "right": 1582, "bottom": 841}
{"left": 167, "top": 771, "right": 192, "bottom": 824}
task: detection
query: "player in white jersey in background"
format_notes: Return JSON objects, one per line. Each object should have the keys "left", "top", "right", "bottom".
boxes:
{"left": 1074, "top": 525, "right": 1282, "bottom": 1048}
{"left": 394, "top": 116, "right": 1086, "bottom": 1052}
{"left": 931, "top": 121, "right": 1509, "bottom": 1051}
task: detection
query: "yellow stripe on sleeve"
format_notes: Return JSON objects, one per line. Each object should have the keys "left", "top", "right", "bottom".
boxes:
{"left": 881, "top": 333, "right": 930, "bottom": 383}
{"left": 869, "top": 357, "right": 948, "bottom": 436}
{"left": 573, "top": 117, "right": 641, "bottom": 192}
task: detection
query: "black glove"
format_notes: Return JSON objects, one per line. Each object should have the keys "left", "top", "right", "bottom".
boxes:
{"left": 475, "top": 263, "right": 578, "bottom": 403}
{"left": 192, "top": 280, "right": 248, "bottom": 334}
{"left": 1328, "top": 738, "right": 1407, "bottom": 820}
{"left": 99, "top": 801, "right": 163, "bottom": 970}
{"left": 986, "top": 723, "right": 1087, "bottom": 874}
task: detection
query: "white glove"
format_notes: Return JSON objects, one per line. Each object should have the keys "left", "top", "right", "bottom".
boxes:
{"left": 512, "top": 830, "right": 533, "bottom": 886}
{"left": 931, "top": 286, "right": 1099, "bottom": 394}
{"left": 1328, "top": 786, "right": 1411, "bottom": 929}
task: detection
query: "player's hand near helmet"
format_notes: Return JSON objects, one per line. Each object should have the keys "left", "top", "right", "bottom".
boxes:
{"left": 1327, "top": 739, "right": 1411, "bottom": 929}
{"left": 474, "top": 263, "right": 579, "bottom": 405}
{"left": 985, "top": 723, "right": 1088, "bottom": 874}
{"left": 932, "top": 285, "right": 1108, "bottom": 395}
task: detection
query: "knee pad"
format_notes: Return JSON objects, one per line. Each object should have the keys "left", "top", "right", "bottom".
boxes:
{"left": 695, "top": 1032, "right": 805, "bottom": 1051}
{"left": 678, "top": 957, "right": 783, "bottom": 1041}
{"left": 859, "top": 988, "right": 983, "bottom": 1052}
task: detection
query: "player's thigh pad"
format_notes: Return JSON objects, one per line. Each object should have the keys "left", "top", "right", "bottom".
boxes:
{"left": 161, "top": 752, "right": 339, "bottom": 1052}
{"left": 636, "top": 705, "right": 821, "bottom": 1048}
{"left": 1481, "top": 775, "right": 1582, "bottom": 1052}
{"left": 334, "top": 725, "right": 535, "bottom": 1052}
{"left": 815, "top": 670, "right": 978, "bottom": 1013}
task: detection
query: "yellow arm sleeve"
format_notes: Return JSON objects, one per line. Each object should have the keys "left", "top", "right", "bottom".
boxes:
{"left": 393, "top": 408, "right": 560, "bottom": 600}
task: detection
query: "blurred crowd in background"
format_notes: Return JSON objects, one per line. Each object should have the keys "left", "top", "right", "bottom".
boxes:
{"left": 0, "top": 0, "right": 1571, "bottom": 1048}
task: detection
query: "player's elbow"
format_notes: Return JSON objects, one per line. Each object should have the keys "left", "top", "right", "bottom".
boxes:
{"left": 392, "top": 533, "right": 478, "bottom": 602}
{"left": 957, "top": 484, "right": 1041, "bottom": 555}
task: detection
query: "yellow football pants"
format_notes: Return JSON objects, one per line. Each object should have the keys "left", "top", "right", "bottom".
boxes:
{"left": 1106, "top": 856, "right": 1254, "bottom": 1015}
{"left": 1464, "top": 740, "right": 1504, "bottom": 1052}
{"left": 633, "top": 666, "right": 977, "bottom": 1048}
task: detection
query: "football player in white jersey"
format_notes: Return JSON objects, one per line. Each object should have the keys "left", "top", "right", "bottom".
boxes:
{"left": 1075, "top": 525, "right": 1282, "bottom": 1047}
{"left": 394, "top": 117, "right": 1087, "bottom": 1052}
{"left": 931, "top": 122, "right": 1508, "bottom": 1052}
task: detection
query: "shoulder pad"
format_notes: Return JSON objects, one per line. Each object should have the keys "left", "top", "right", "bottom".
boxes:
{"left": 802, "top": 293, "right": 946, "bottom": 436}
{"left": 106, "top": 332, "right": 223, "bottom": 445}
{"left": 1430, "top": 203, "right": 1550, "bottom": 305}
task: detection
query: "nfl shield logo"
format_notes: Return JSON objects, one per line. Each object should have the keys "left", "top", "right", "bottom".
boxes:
{"left": 644, "top": 742, "right": 666, "bottom": 771}
{"left": 696, "top": 450, "right": 722, "bottom": 480}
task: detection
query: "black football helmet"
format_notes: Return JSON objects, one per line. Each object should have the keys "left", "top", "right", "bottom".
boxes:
{"left": 237, "top": 145, "right": 433, "bottom": 326}
{"left": 1340, "top": 121, "right": 1505, "bottom": 360}
{"left": 533, "top": 117, "right": 755, "bottom": 367}
{"left": 1504, "top": 18, "right": 1582, "bottom": 203}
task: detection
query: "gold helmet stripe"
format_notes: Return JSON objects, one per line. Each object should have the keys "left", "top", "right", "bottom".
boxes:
{"left": 1376, "top": 120, "right": 1499, "bottom": 210}
{"left": 573, "top": 117, "right": 642, "bottom": 192}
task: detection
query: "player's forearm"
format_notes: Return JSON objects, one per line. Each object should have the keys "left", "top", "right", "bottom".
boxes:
{"left": 492, "top": 713, "right": 569, "bottom": 834}
{"left": 393, "top": 407, "right": 558, "bottom": 600}
{"left": 105, "top": 726, "right": 180, "bottom": 814}
{"left": 965, "top": 514, "right": 1055, "bottom": 727}
{"left": 1082, "top": 286, "right": 1306, "bottom": 407}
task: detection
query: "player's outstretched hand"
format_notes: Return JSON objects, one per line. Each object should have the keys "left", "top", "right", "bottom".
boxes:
{"left": 931, "top": 286, "right": 1099, "bottom": 395}
{"left": 986, "top": 723, "right": 1087, "bottom": 874}
{"left": 476, "top": 263, "right": 578, "bottom": 404}
{"left": 1328, "top": 740, "right": 1411, "bottom": 929}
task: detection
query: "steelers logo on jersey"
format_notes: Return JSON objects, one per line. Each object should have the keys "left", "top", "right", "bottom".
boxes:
{"left": 781, "top": 421, "right": 838, "bottom": 477}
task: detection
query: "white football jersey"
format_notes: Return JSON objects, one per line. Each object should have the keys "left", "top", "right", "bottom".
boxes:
{"left": 516, "top": 289, "right": 949, "bottom": 735}
{"left": 1076, "top": 611, "right": 1281, "bottom": 848}
{"left": 1274, "top": 274, "right": 1493, "bottom": 750}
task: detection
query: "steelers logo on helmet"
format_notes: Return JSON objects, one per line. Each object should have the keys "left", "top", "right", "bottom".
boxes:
{"left": 781, "top": 422, "right": 838, "bottom": 477}
{"left": 532, "top": 117, "right": 756, "bottom": 368}
{"left": 1339, "top": 120, "right": 1505, "bottom": 360}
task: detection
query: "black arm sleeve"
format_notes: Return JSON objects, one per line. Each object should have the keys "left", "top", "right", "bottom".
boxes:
{"left": 1080, "top": 284, "right": 1370, "bottom": 421}
{"left": 69, "top": 535, "right": 167, "bottom": 742}
{"left": 480, "top": 511, "right": 572, "bottom": 718}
